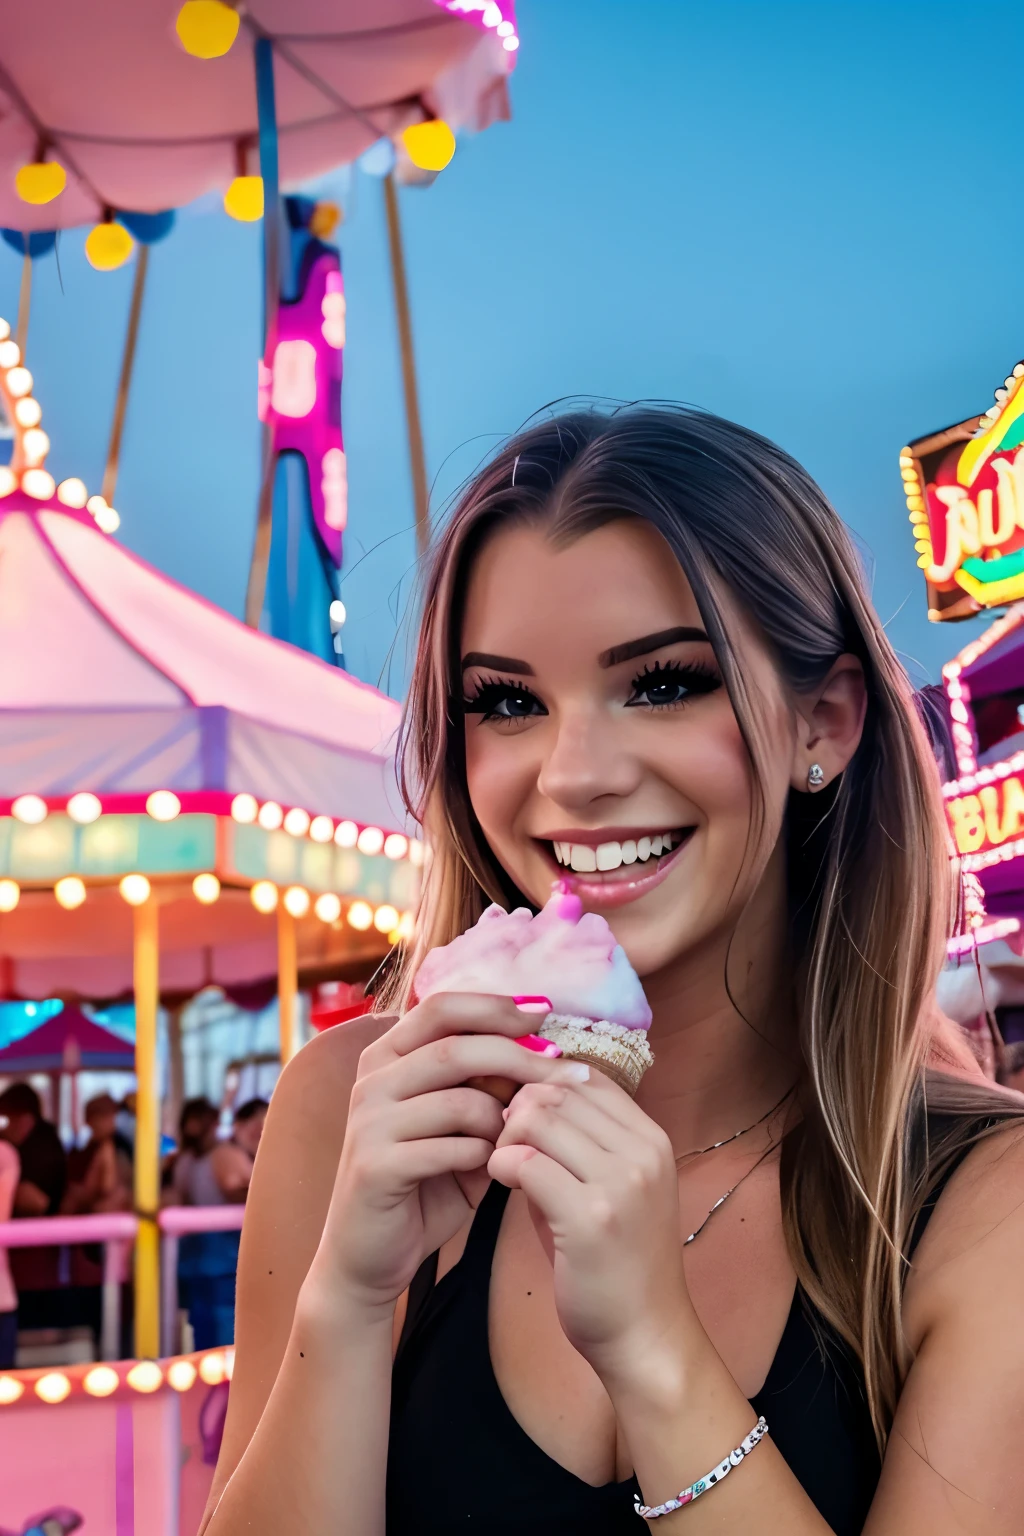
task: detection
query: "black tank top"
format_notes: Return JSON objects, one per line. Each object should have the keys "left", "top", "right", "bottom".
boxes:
{"left": 387, "top": 1162, "right": 960, "bottom": 1535}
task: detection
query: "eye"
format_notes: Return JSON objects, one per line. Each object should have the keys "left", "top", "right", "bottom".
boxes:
{"left": 626, "top": 660, "right": 720, "bottom": 709}
{"left": 462, "top": 678, "right": 547, "bottom": 724}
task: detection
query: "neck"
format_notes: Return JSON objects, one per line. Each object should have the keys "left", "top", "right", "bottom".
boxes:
{"left": 635, "top": 853, "right": 800, "bottom": 1154}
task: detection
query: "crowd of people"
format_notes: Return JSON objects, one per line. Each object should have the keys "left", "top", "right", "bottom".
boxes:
{"left": 0, "top": 1080, "right": 267, "bottom": 1366}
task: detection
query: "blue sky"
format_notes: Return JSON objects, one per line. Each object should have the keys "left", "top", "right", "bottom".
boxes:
{"left": 3, "top": 0, "right": 1023, "bottom": 696}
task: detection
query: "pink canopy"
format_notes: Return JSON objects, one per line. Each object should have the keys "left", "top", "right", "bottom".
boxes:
{"left": 0, "top": 494, "right": 403, "bottom": 828}
{"left": 0, "top": 1004, "right": 134, "bottom": 1073}
{"left": 0, "top": 0, "right": 516, "bottom": 231}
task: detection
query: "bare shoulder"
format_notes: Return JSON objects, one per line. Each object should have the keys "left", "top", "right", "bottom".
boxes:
{"left": 202, "top": 1013, "right": 394, "bottom": 1527}
{"left": 903, "top": 1116, "right": 1024, "bottom": 1347}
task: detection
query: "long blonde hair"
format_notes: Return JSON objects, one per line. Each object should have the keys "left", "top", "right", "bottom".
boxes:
{"left": 383, "top": 403, "right": 1023, "bottom": 1445}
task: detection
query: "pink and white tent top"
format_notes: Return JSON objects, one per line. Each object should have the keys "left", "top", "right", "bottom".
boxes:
{"left": 0, "top": 0, "right": 517, "bottom": 231}
{"left": 0, "top": 494, "right": 404, "bottom": 827}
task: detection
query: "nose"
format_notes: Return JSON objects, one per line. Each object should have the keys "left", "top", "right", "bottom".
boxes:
{"left": 536, "top": 705, "right": 643, "bottom": 812}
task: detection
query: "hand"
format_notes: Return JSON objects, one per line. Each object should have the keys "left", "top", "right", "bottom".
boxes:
{"left": 308, "top": 993, "right": 587, "bottom": 1320}
{"left": 489, "top": 1070, "right": 692, "bottom": 1388}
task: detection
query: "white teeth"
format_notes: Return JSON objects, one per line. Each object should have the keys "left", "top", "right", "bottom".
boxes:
{"left": 551, "top": 832, "right": 680, "bottom": 872}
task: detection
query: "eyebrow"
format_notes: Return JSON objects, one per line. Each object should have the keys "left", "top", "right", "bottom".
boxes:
{"left": 461, "top": 651, "right": 535, "bottom": 675}
{"left": 599, "top": 626, "right": 709, "bottom": 668}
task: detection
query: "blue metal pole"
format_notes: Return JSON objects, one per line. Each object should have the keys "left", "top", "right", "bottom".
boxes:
{"left": 245, "top": 35, "right": 281, "bottom": 627}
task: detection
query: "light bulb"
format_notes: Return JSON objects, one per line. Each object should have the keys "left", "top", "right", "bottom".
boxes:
{"left": 5, "top": 366, "right": 32, "bottom": 398}
{"left": 35, "top": 1372, "right": 71, "bottom": 1404}
{"left": 502, "top": 34, "right": 520, "bottom": 50}
{"left": 167, "top": 1359, "right": 197, "bottom": 1392}
{"left": 57, "top": 477, "right": 88, "bottom": 508}
{"left": 0, "top": 339, "right": 20, "bottom": 369}
{"left": 329, "top": 598, "right": 347, "bottom": 627}
{"left": 224, "top": 175, "right": 264, "bottom": 222}
{"left": 496, "top": 19, "right": 514, "bottom": 34}
{"left": 257, "top": 801, "right": 283, "bottom": 830}
{"left": 126, "top": 1360, "right": 163, "bottom": 1393}
{"left": 383, "top": 833, "right": 408, "bottom": 860}
{"left": 396, "top": 911, "right": 415, "bottom": 941}
{"left": 15, "top": 162, "right": 66, "bottom": 205}
{"left": 12, "top": 794, "right": 47, "bottom": 824}
{"left": 0, "top": 1376, "right": 24, "bottom": 1404}
{"left": 94, "top": 505, "right": 121, "bottom": 534}
{"left": 309, "top": 815, "right": 334, "bottom": 843}
{"left": 374, "top": 903, "right": 399, "bottom": 934}
{"left": 402, "top": 120, "right": 456, "bottom": 173}
{"left": 192, "top": 872, "right": 221, "bottom": 904}
{"left": 67, "top": 792, "right": 102, "bottom": 823}
{"left": 334, "top": 820, "right": 358, "bottom": 848}
{"left": 231, "top": 792, "right": 258, "bottom": 823}
{"left": 356, "top": 826, "right": 384, "bottom": 856}
{"left": 314, "top": 892, "right": 342, "bottom": 923}
{"left": 198, "top": 1351, "right": 226, "bottom": 1385}
{"left": 22, "top": 427, "right": 49, "bottom": 463}
{"left": 83, "top": 1364, "right": 119, "bottom": 1397}
{"left": 283, "top": 885, "right": 310, "bottom": 918}
{"left": 54, "top": 876, "right": 86, "bottom": 910}
{"left": 119, "top": 873, "right": 151, "bottom": 906}
{"left": 0, "top": 467, "right": 15, "bottom": 498}
{"left": 283, "top": 807, "right": 311, "bottom": 837}
{"left": 146, "top": 790, "right": 181, "bottom": 822}
{"left": 250, "top": 880, "right": 278, "bottom": 914}
{"left": 176, "top": 1, "right": 240, "bottom": 58}
{"left": 14, "top": 396, "right": 42, "bottom": 427}
{"left": 22, "top": 469, "right": 56, "bottom": 500}
{"left": 347, "top": 900, "right": 373, "bottom": 931}
{"left": 0, "top": 880, "right": 20, "bottom": 912}
{"left": 85, "top": 221, "right": 134, "bottom": 272}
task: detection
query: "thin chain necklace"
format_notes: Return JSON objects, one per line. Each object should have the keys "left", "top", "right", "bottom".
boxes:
{"left": 683, "top": 1140, "right": 780, "bottom": 1246}
{"left": 673, "top": 1083, "right": 796, "bottom": 1165}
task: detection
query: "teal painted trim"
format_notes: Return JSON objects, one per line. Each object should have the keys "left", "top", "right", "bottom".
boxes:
{"left": 961, "top": 548, "right": 1024, "bottom": 584}
{"left": 228, "top": 822, "right": 417, "bottom": 906}
{"left": 0, "top": 814, "right": 217, "bottom": 879}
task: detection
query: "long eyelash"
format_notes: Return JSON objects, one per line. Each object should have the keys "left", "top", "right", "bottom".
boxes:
{"left": 460, "top": 674, "right": 538, "bottom": 714}
{"left": 631, "top": 659, "right": 720, "bottom": 693}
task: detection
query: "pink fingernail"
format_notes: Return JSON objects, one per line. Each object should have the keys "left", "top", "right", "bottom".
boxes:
{"left": 515, "top": 1033, "right": 562, "bottom": 1057}
{"left": 514, "top": 996, "right": 552, "bottom": 1013}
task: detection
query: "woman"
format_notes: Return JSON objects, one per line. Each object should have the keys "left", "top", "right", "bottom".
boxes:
{"left": 203, "top": 406, "right": 1024, "bottom": 1534}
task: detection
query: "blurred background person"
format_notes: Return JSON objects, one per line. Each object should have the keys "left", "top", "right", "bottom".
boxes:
{"left": 64, "top": 1093, "right": 133, "bottom": 1216}
{"left": 164, "top": 1096, "right": 268, "bottom": 1349}
{"left": 0, "top": 1083, "right": 67, "bottom": 1332}
{"left": 0, "top": 1118, "right": 19, "bottom": 1367}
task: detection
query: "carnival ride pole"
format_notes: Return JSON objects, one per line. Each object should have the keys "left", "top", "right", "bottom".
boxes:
{"left": 277, "top": 904, "right": 298, "bottom": 1065}
{"left": 102, "top": 242, "right": 150, "bottom": 506}
{"left": 133, "top": 896, "right": 160, "bottom": 1359}
{"left": 383, "top": 171, "right": 431, "bottom": 557}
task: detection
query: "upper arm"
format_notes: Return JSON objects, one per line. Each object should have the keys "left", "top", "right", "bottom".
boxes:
{"left": 203, "top": 1014, "right": 392, "bottom": 1525}
{"left": 866, "top": 1125, "right": 1024, "bottom": 1534}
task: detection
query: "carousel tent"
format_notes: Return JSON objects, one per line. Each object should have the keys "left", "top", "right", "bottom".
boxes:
{"left": 0, "top": 1003, "right": 134, "bottom": 1073}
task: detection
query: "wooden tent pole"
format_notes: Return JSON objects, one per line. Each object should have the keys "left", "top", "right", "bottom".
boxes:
{"left": 15, "top": 251, "right": 31, "bottom": 360}
{"left": 277, "top": 905, "right": 298, "bottom": 1065}
{"left": 383, "top": 172, "right": 430, "bottom": 557}
{"left": 102, "top": 243, "right": 150, "bottom": 507}
{"left": 133, "top": 897, "right": 160, "bottom": 1360}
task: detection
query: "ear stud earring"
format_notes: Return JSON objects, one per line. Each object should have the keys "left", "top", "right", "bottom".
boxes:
{"left": 807, "top": 763, "right": 825, "bottom": 791}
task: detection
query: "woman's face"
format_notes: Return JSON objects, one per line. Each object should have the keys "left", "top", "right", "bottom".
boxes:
{"left": 460, "top": 519, "right": 797, "bottom": 980}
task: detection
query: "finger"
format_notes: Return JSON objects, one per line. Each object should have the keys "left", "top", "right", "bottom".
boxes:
{"left": 489, "top": 1146, "right": 581, "bottom": 1217}
{"left": 386, "top": 1086, "right": 505, "bottom": 1144}
{"left": 372, "top": 992, "right": 554, "bottom": 1063}
{"left": 364, "top": 1036, "right": 589, "bottom": 1104}
{"left": 389, "top": 1136, "right": 497, "bottom": 1187}
{"left": 498, "top": 1088, "right": 611, "bottom": 1183}
{"left": 503, "top": 1081, "right": 634, "bottom": 1157}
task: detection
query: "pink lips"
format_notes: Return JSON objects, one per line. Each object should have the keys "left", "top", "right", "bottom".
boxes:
{"left": 565, "top": 830, "right": 692, "bottom": 909}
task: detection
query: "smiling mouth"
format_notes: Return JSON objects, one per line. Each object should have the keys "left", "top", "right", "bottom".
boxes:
{"left": 543, "top": 828, "right": 692, "bottom": 878}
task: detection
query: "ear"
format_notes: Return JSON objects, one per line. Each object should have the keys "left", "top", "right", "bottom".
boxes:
{"left": 790, "top": 654, "right": 867, "bottom": 793}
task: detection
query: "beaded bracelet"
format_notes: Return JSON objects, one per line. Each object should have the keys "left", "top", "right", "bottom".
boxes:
{"left": 632, "top": 1416, "right": 769, "bottom": 1520}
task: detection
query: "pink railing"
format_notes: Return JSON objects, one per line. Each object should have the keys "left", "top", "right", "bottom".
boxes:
{"left": 0, "top": 1206, "right": 247, "bottom": 1362}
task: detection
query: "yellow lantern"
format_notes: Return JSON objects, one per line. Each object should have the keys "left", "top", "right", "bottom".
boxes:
{"left": 15, "top": 161, "right": 67, "bottom": 206}
{"left": 176, "top": 0, "right": 240, "bottom": 59}
{"left": 402, "top": 121, "right": 456, "bottom": 173}
{"left": 85, "top": 221, "right": 134, "bottom": 272}
{"left": 224, "top": 176, "right": 264, "bottom": 222}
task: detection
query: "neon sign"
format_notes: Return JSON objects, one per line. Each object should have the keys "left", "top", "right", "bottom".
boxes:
{"left": 902, "top": 359, "right": 1024, "bottom": 621}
